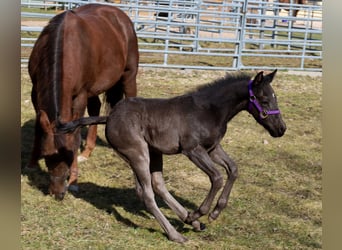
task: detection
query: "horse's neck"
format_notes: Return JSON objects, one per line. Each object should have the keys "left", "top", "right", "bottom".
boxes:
{"left": 219, "top": 88, "right": 249, "bottom": 123}
{"left": 194, "top": 81, "right": 249, "bottom": 123}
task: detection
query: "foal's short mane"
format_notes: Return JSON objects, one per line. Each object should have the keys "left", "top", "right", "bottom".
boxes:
{"left": 188, "top": 72, "right": 254, "bottom": 97}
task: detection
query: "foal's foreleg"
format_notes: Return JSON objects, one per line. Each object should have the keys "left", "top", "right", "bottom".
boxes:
{"left": 208, "top": 145, "right": 238, "bottom": 221}
{"left": 183, "top": 145, "right": 223, "bottom": 224}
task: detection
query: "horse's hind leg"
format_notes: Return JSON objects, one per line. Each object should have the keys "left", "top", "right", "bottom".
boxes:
{"left": 117, "top": 143, "right": 187, "bottom": 243}
{"left": 208, "top": 144, "right": 238, "bottom": 221}
{"left": 121, "top": 44, "right": 138, "bottom": 98}
{"left": 78, "top": 96, "right": 101, "bottom": 162}
{"left": 149, "top": 151, "right": 205, "bottom": 232}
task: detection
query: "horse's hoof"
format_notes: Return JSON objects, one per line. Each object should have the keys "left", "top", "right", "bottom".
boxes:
{"left": 68, "top": 184, "right": 79, "bottom": 193}
{"left": 208, "top": 213, "right": 218, "bottom": 223}
{"left": 199, "top": 222, "right": 206, "bottom": 231}
{"left": 77, "top": 155, "right": 88, "bottom": 163}
{"left": 192, "top": 221, "right": 206, "bottom": 232}
{"left": 169, "top": 233, "right": 188, "bottom": 243}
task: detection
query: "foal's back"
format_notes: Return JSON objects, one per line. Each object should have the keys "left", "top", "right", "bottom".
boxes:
{"left": 105, "top": 95, "right": 225, "bottom": 156}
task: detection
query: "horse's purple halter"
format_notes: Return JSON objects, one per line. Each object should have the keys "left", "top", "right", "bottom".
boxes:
{"left": 248, "top": 80, "right": 280, "bottom": 119}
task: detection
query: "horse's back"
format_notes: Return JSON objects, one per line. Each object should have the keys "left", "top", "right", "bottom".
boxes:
{"left": 30, "top": 4, "right": 138, "bottom": 94}
{"left": 61, "top": 4, "right": 138, "bottom": 88}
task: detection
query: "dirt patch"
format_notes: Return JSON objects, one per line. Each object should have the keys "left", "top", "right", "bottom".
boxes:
{"left": 21, "top": 20, "right": 48, "bottom": 27}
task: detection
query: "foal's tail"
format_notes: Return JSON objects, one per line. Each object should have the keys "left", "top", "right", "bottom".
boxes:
{"left": 57, "top": 116, "right": 108, "bottom": 134}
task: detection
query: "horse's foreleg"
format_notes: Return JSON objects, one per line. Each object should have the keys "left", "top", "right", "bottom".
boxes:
{"left": 78, "top": 96, "right": 101, "bottom": 161}
{"left": 67, "top": 91, "right": 88, "bottom": 192}
{"left": 67, "top": 130, "right": 81, "bottom": 192}
{"left": 149, "top": 151, "right": 205, "bottom": 232}
{"left": 208, "top": 144, "right": 238, "bottom": 221}
{"left": 183, "top": 145, "right": 223, "bottom": 224}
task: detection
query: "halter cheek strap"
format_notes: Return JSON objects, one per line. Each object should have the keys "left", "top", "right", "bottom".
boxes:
{"left": 248, "top": 80, "right": 280, "bottom": 119}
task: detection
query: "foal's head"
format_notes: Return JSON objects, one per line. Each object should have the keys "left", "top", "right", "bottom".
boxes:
{"left": 247, "top": 70, "right": 286, "bottom": 137}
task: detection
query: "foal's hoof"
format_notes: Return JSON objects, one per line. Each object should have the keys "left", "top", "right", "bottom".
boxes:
{"left": 192, "top": 220, "right": 206, "bottom": 232}
{"left": 169, "top": 234, "right": 188, "bottom": 243}
{"left": 68, "top": 184, "right": 79, "bottom": 193}
{"left": 208, "top": 211, "right": 220, "bottom": 223}
{"left": 77, "top": 155, "right": 88, "bottom": 163}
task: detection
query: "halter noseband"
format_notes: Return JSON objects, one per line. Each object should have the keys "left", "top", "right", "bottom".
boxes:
{"left": 248, "top": 80, "right": 280, "bottom": 119}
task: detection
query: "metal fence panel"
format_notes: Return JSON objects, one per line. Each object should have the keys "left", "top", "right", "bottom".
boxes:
{"left": 21, "top": 0, "right": 322, "bottom": 71}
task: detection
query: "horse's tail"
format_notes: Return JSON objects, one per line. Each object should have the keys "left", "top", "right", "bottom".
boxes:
{"left": 57, "top": 116, "right": 108, "bottom": 134}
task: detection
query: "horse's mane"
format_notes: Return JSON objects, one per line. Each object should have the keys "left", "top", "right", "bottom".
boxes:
{"left": 31, "top": 11, "right": 71, "bottom": 123}
{"left": 188, "top": 72, "right": 253, "bottom": 97}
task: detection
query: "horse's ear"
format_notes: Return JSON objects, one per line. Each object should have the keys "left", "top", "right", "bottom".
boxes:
{"left": 39, "top": 110, "right": 53, "bottom": 134}
{"left": 253, "top": 71, "right": 264, "bottom": 86}
{"left": 265, "top": 69, "right": 277, "bottom": 84}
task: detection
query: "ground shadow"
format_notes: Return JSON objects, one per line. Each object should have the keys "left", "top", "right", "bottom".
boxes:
{"left": 69, "top": 181, "right": 200, "bottom": 234}
{"left": 21, "top": 119, "right": 201, "bottom": 234}
{"left": 21, "top": 119, "right": 109, "bottom": 194}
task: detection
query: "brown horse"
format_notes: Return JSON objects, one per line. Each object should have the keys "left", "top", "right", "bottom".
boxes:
{"left": 26, "top": 4, "right": 139, "bottom": 200}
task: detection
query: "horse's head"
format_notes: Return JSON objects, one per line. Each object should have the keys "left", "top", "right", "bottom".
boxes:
{"left": 39, "top": 110, "right": 75, "bottom": 200}
{"left": 247, "top": 70, "right": 286, "bottom": 137}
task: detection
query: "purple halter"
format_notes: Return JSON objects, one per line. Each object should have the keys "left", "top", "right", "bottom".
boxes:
{"left": 248, "top": 80, "right": 280, "bottom": 119}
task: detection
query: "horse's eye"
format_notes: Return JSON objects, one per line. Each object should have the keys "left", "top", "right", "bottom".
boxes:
{"left": 261, "top": 98, "right": 269, "bottom": 105}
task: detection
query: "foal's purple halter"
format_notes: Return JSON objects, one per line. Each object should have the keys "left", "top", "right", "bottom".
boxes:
{"left": 248, "top": 80, "right": 280, "bottom": 119}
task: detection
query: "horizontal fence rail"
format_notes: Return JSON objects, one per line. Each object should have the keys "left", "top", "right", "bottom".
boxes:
{"left": 21, "top": 0, "right": 322, "bottom": 71}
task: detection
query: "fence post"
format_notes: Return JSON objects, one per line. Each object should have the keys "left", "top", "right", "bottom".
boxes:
{"left": 193, "top": 0, "right": 201, "bottom": 52}
{"left": 259, "top": 0, "right": 266, "bottom": 50}
{"left": 234, "top": 0, "right": 248, "bottom": 69}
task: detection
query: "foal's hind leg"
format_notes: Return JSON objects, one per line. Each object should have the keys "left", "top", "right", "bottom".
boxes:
{"left": 149, "top": 151, "right": 205, "bottom": 232}
{"left": 78, "top": 96, "right": 101, "bottom": 162}
{"left": 208, "top": 144, "right": 238, "bottom": 222}
{"left": 117, "top": 143, "right": 187, "bottom": 243}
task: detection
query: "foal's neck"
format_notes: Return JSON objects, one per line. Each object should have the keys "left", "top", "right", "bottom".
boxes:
{"left": 218, "top": 81, "right": 250, "bottom": 122}
{"left": 193, "top": 79, "right": 250, "bottom": 123}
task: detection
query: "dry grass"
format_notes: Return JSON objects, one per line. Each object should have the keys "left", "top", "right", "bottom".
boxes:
{"left": 21, "top": 68, "right": 321, "bottom": 249}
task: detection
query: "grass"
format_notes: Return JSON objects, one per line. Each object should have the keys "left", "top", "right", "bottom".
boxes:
{"left": 21, "top": 68, "right": 322, "bottom": 249}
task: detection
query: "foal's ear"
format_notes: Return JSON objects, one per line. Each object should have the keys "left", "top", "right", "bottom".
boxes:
{"left": 39, "top": 110, "right": 53, "bottom": 134}
{"left": 264, "top": 69, "right": 277, "bottom": 84}
{"left": 252, "top": 71, "right": 264, "bottom": 86}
